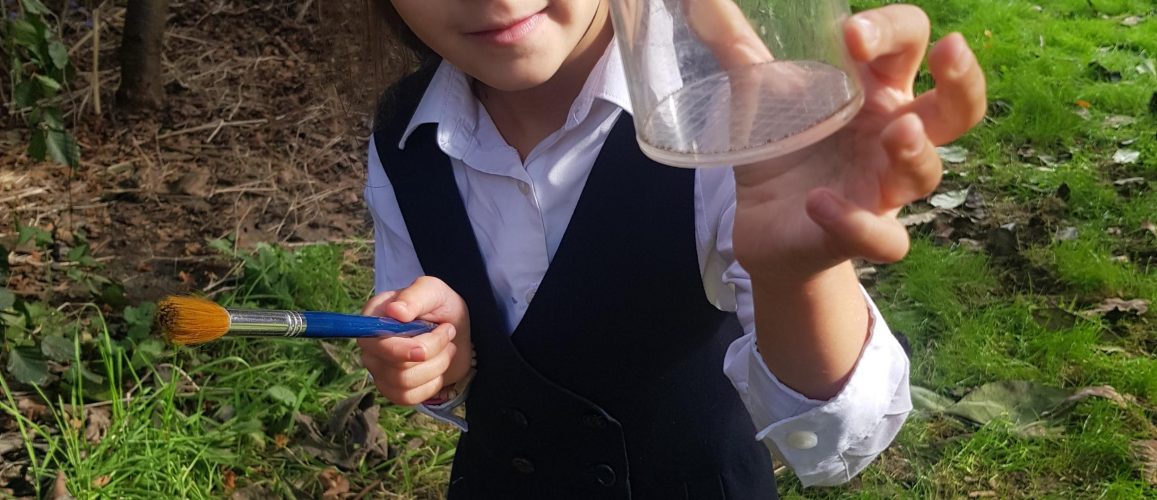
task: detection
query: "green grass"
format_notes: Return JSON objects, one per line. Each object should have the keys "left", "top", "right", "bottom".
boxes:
{"left": 1, "top": 243, "right": 456, "bottom": 498}
{"left": 3, "top": 0, "right": 1157, "bottom": 498}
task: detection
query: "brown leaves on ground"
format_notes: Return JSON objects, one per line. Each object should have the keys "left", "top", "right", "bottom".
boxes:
{"left": 51, "top": 471, "right": 72, "bottom": 500}
{"left": 84, "top": 407, "right": 111, "bottom": 444}
{"left": 319, "top": 469, "right": 351, "bottom": 500}
{"left": 1082, "top": 298, "right": 1149, "bottom": 317}
{"left": 293, "top": 391, "right": 389, "bottom": 470}
{"left": 1134, "top": 440, "right": 1157, "bottom": 486}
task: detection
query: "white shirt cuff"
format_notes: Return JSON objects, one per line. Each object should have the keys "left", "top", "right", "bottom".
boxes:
{"left": 416, "top": 390, "right": 470, "bottom": 431}
{"left": 723, "top": 291, "right": 912, "bottom": 487}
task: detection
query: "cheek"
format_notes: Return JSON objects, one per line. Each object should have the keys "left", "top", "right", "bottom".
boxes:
{"left": 391, "top": 0, "right": 448, "bottom": 49}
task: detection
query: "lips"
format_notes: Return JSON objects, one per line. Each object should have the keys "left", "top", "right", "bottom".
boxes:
{"left": 467, "top": 10, "right": 546, "bottom": 45}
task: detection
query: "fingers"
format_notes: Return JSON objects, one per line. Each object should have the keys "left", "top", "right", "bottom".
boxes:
{"left": 845, "top": 5, "right": 930, "bottom": 92}
{"left": 364, "top": 342, "right": 458, "bottom": 405}
{"left": 364, "top": 276, "right": 470, "bottom": 336}
{"left": 685, "top": 0, "right": 773, "bottom": 69}
{"left": 358, "top": 324, "right": 458, "bottom": 406}
{"left": 807, "top": 189, "right": 911, "bottom": 264}
{"left": 358, "top": 323, "right": 455, "bottom": 364}
{"left": 879, "top": 113, "right": 942, "bottom": 208}
{"left": 904, "top": 33, "right": 987, "bottom": 145}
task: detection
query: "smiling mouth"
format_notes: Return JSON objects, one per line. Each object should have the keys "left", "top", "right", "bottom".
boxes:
{"left": 467, "top": 10, "right": 546, "bottom": 45}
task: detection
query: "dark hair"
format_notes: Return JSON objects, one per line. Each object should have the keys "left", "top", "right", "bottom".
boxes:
{"left": 370, "top": 1, "right": 439, "bottom": 77}
{"left": 368, "top": 1, "right": 442, "bottom": 127}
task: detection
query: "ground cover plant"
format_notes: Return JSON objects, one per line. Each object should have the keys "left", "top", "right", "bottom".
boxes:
{"left": 2, "top": 0, "right": 1155, "bottom": 498}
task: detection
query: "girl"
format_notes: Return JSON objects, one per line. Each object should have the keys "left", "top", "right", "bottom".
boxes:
{"left": 358, "top": 0, "right": 986, "bottom": 497}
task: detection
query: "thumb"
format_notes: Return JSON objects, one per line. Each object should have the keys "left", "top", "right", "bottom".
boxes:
{"left": 387, "top": 276, "right": 461, "bottom": 323}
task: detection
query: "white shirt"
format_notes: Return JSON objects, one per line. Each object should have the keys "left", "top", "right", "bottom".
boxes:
{"left": 364, "top": 42, "right": 912, "bottom": 487}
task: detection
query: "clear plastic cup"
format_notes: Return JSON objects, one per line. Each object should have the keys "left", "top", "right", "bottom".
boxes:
{"left": 610, "top": 0, "right": 863, "bottom": 167}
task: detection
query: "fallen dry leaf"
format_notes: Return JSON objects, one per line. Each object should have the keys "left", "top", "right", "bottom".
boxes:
{"left": 1055, "top": 227, "right": 1079, "bottom": 241}
{"left": 319, "top": 469, "right": 350, "bottom": 500}
{"left": 84, "top": 407, "right": 111, "bottom": 444}
{"left": 936, "top": 146, "right": 969, "bottom": 164}
{"left": 16, "top": 396, "right": 48, "bottom": 421}
{"left": 968, "top": 491, "right": 997, "bottom": 498}
{"left": 51, "top": 470, "right": 71, "bottom": 500}
{"left": 1121, "top": 16, "right": 1143, "bottom": 27}
{"left": 92, "top": 475, "right": 110, "bottom": 488}
{"left": 1113, "top": 149, "right": 1141, "bottom": 165}
{"left": 222, "top": 468, "right": 237, "bottom": 491}
{"left": 1113, "top": 177, "right": 1146, "bottom": 187}
{"left": 899, "top": 210, "right": 941, "bottom": 227}
{"left": 931, "top": 188, "right": 970, "bottom": 209}
{"left": 1135, "top": 440, "right": 1157, "bottom": 486}
{"left": 1142, "top": 221, "right": 1156, "bottom": 238}
{"left": 1082, "top": 298, "right": 1149, "bottom": 317}
{"left": 1046, "top": 385, "right": 1130, "bottom": 417}
{"left": 274, "top": 434, "right": 289, "bottom": 449}
{"left": 294, "top": 391, "right": 390, "bottom": 470}
{"left": 1104, "top": 115, "right": 1137, "bottom": 128}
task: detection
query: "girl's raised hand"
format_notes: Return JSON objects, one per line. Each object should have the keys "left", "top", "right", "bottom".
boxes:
{"left": 358, "top": 276, "right": 473, "bottom": 406}
{"left": 699, "top": 4, "right": 987, "bottom": 283}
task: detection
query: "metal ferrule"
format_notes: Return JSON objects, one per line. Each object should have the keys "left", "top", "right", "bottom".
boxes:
{"left": 226, "top": 309, "right": 307, "bottom": 337}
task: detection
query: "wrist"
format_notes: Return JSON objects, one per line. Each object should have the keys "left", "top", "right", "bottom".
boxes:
{"left": 425, "top": 345, "right": 476, "bottom": 406}
{"left": 749, "top": 262, "right": 870, "bottom": 400}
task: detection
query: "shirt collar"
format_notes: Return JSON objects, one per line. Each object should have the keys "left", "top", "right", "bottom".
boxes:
{"left": 396, "top": 39, "right": 632, "bottom": 153}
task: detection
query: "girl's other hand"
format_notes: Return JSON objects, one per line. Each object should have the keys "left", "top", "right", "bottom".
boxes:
{"left": 709, "top": 4, "right": 986, "bottom": 282}
{"left": 358, "top": 276, "right": 473, "bottom": 406}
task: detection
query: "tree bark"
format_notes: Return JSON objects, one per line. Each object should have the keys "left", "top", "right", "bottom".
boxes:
{"left": 116, "top": 0, "right": 170, "bottom": 111}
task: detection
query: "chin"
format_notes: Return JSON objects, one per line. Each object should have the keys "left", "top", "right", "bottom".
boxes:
{"left": 467, "top": 59, "right": 565, "bottom": 92}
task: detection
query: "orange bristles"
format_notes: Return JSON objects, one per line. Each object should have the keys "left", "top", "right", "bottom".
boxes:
{"left": 156, "top": 296, "right": 230, "bottom": 345}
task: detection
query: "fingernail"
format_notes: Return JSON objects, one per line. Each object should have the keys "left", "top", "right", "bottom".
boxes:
{"left": 951, "top": 42, "right": 974, "bottom": 78}
{"left": 853, "top": 16, "right": 878, "bottom": 51}
{"left": 447, "top": 326, "right": 457, "bottom": 341}
{"left": 408, "top": 347, "right": 425, "bottom": 362}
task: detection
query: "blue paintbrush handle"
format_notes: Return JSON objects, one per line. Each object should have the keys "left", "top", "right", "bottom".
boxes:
{"left": 300, "top": 312, "right": 435, "bottom": 338}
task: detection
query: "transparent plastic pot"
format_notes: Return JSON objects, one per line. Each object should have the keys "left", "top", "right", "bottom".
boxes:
{"left": 610, "top": 0, "right": 863, "bottom": 167}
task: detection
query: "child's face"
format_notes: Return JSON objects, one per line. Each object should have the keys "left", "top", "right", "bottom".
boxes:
{"left": 390, "top": 0, "right": 607, "bottom": 91}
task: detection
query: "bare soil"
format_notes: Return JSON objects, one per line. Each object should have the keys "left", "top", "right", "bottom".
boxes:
{"left": 2, "top": 0, "right": 410, "bottom": 302}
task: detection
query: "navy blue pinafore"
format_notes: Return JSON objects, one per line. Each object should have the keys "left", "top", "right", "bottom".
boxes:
{"left": 373, "top": 67, "right": 778, "bottom": 500}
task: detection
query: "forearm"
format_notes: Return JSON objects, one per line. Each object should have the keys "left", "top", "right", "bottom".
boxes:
{"left": 750, "top": 261, "right": 868, "bottom": 400}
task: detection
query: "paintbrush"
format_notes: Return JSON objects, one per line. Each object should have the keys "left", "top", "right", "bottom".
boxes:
{"left": 156, "top": 296, "right": 435, "bottom": 345}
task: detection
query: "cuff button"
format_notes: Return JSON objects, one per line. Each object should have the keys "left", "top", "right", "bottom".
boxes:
{"left": 787, "top": 430, "right": 818, "bottom": 450}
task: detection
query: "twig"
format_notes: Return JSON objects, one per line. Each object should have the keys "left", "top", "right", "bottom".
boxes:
{"left": 0, "top": 188, "right": 48, "bottom": 204}
{"left": 294, "top": 0, "right": 315, "bottom": 23}
{"left": 283, "top": 238, "right": 372, "bottom": 248}
{"left": 351, "top": 479, "right": 383, "bottom": 500}
{"left": 210, "top": 185, "right": 277, "bottom": 195}
{"left": 273, "top": 35, "right": 303, "bottom": 63}
{"left": 91, "top": 3, "right": 101, "bottom": 116}
{"left": 156, "top": 119, "right": 267, "bottom": 139}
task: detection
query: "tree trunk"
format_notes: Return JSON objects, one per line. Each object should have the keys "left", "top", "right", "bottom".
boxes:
{"left": 116, "top": 0, "right": 170, "bottom": 111}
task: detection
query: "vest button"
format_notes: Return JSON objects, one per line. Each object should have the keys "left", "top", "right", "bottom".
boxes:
{"left": 591, "top": 464, "right": 616, "bottom": 487}
{"left": 511, "top": 457, "right": 535, "bottom": 474}
{"left": 501, "top": 408, "right": 528, "bottom": 428}
{"left": 581, "top": 412, "right": 608, "bottom": 430}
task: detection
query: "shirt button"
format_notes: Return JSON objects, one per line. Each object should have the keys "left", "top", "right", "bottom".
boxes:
{"left": 590, "top": 464, "right": 616, "bottom": 487}
{"left": 517, "top": 181, "right": 531, "bottom": 195}
{"left": 511, "top": 457, "right": 535, "bottom": 474}
{"left": 581, "top": 412, "right": 608, "bottom": 430}
{"left": 501, "top": 408, "right": 528, "bottom": 429}
{"left": 787, "top": 430, "right": 818, "bottom": 450}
